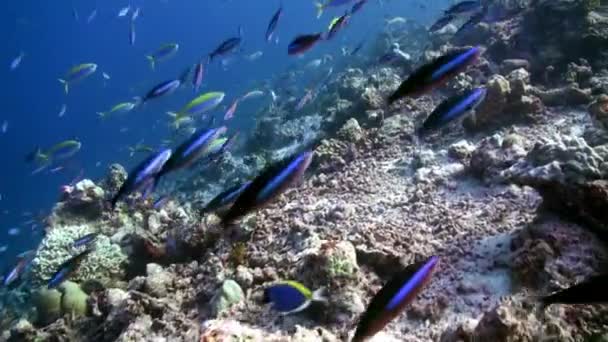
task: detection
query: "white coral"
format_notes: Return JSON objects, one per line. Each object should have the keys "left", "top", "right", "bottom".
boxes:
{"left": 30, "top": 225, "right": 127, "bottom": 287}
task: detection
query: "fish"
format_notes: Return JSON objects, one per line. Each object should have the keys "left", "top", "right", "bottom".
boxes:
{"left": 208, "top": 26, "right": 243, "bottom": 62}
{"left": 455, "top": 9, "right": 487, "bottom": 35}
{"left": 296, "top": 89, "right": 314, "bottom": 110}
{"left": 131, "top": 7, "right": 141, "bottom": 21}
{"left": 387, "top": 46, "right": 481, "bottom": 105}
{"left": 241, "top": 90, "right": 264, "bottom": 101}
{"left": 224, "top": 99, "right": 239, "bottom": 120}
{"left": 288, "top": 33, "right": 323, "bottom": 55}
{"left": 146, "top": 43, "right": 179, "bottom": 70}
{"left": 192, "top": 61, "right": 205, "bottom": 92}
{"left": 266, "top": 6, "right": 283, "bottom": 42}
{"left": 315, "top": 0, "right": 354, "bottom": 18}
{"left": 221, "top": 150, "right": 313, "bottom": 225}
{"left": 111, "top": 149, "right": 172, "bottom": 208}
{"left": 8, "top": 227, "right": 20, "bottom": 236}
{"left": 429, "top": 14, "right": 456, "bottom": 32}
{"left": 350, "top": 40, "right": 365, "bottom": 56}
{"left": 129, "top": 21, "right": 136, "bottom": 46}
{"left": 167, "top": 92, "right": 225, "bottom": 127}
{"left": 58, "top": 104, "right": 67, "bottom": 117}
{"left": 418, "top": 87, "right": 487, "bottom": 136}
{"left": 128, "top": 143, "right": 155, "bottom": 157}
{"left": 72, "top": 6, "right": 79, "bottom": 21}
{"left": 45, "top": 140, "right": 82, "bottom": 160}
{"left": 87, "top": 9, "right": 97, "bottom": 24}
{"left": 541, "top": 273, "right": 608, "bottom": 306}
{"left": 326, "top": 13, "right": 350, "bottom": 40}
{"left": 47, "top": 249, "right": 93, "bottom": 289}
{"left": 97, "top": 102, "right": 136, "bottom": 120}
{"left": 350, "top": 0, "right": 367, "bottom": 14}
{"left": 1, "top": 120, "right": 8, "bottom": 133}
{"left": 353, "top": 256, "right": 439, "bottom": 342}
{"left": 73, "top": 233, "right": 98, "bottom": 248}
{"left": 138, "top": 79, "right": 182, "bottom": 104}
{"left": 159, "top": 127, "right": 226, "bottom": 175}
{"left": 444, "top": 0, "right": 482, "bottom": 16}
{"left": 246, "top": 51, "right": 264, "bottom": 61}
{"left": 10, "top": 51, "right": 25, "bottom": 71}
{"left": 201, "top": 181, "right": 252, "bottom": 215}
{"left": 58, "top": 63, "right": 98, "bottom": 94}
{"left": 153, "top": 196, "right": 171, "bottom": 210}
{"left": 3, "top": 251, "right": 35, "bottom": 287}
{"left": 204, "top": 132, "right": 239, "bottom": 163}
{"left": 117, "top": 6, "right": 131, "bottom": 17}
{"left": 263, "top": 281, "right": 327, "bottom": 314}
{"left": 0, "top": 245, "right": 6, "bottom": 253}
{"left": 103, "top": 72, "right": 110, "bottom": 80}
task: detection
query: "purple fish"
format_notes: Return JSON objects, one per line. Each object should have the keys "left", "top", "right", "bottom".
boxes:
{"left": 209, "top": 26, "right": 243, "bottom": 62}
{"left": 201, "top": 181, "right": 252, "bottom": 215}
{"left": 296, "top": 89, "right": 314, "bottom": 110}
{"left": 288, "top": 33, "right": 323, "bottom": 55}
{"left": 160, "top": 127, "right": 226, "bottom": 175}
{"left": 224, "top": 99, "right": 239, "bottom": 120}
{"left": 47, "top": 249, "right": 92, "bottom": 289}
{"left": 139, "top": 79, "right": 182, "bottom": 103}
{"left": 418, "top": 87, "right": 487, "bottom": 135}
{"left": 192, "top": 62, "right": 205, "bottom": 92}
{"left": 353, "top": 256, "right": 439, "bottom": 342}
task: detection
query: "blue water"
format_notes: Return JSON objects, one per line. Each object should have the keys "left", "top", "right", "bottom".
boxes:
{"left": 0, "top": 0, "right": 447, "bottom": 268}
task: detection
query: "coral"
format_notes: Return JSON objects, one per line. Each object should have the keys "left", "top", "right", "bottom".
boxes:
{"left": 589, "top": 94, "right": 608, "bottom": 131}
{"left": 34, "top": 288, "right": 62, "bottom": 325}
{"left": 49, "top": 179, "right": 106, "bottom": 224}
{"left": 31, "top": 225, "right": 127, "bottom": 287}
{"left": 59, "top": 281, "right": 88, "bottom": 317}
{"left": 211, "top": 280, "right": 244, "bottom": 317}
{"left": 297, "top": 240, "right": 359, "bottom": 288}
{"left": 101, "top": 163, "right": 128, "bottom": 197}
{"left": 143, "top": 263, "right": 172, "bottom": 298}
{"left": 337, "top": 118, "right": 364, "bottom": 143}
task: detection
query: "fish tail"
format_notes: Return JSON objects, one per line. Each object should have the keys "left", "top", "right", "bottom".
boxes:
{"left": 146, "top": 55, "right": 155, "bottom": 70}
{"left": 58, "top": 79, "right": 68, "bottom": 94}
{"left": 312, "top": 287, "right": 327, "bottom": 302}
{"left": 315, "top": 2, "right": 325, "bottom": 18}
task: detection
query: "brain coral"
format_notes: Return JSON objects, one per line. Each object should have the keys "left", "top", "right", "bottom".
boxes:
{"left": 30, "top": 225, "right": 127, "bottom": 287}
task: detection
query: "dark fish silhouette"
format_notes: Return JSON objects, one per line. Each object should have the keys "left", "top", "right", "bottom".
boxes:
{"left": 47, "top": 249, "right": 93, "bottom": 289}
{"left": 387, "top": 46, "right": 481, "bottom": 105}
{"left": 266, "top": 6, "right": 283, "bottom": 42}
{"left": 73, "top": 233, "right": 98, "bottom": 248}
{"left": 111, "top": 149, "right": 172, "bottom": 208}
{"left": 541, "top": 273, "right": 608, "bottom": 306}
{"left": 288, "top": 34, "right": 323, "bottom": 55}
{"left": 209, "top": 26, "right": 243, "bottom": 62}
{"left": 139, "top": 79, "right": 182, "bottom": 104}
{"left": 221, "top": 151, "right": 313, "bottom": 224}
{"left": 444, "top": 0, "right": 482, "bottom": 16}
{"left": 418, "top": 87, "right": 486, "bottom": 135}
{"left": 353, "top": 256, "right": 439, "bottom": 342}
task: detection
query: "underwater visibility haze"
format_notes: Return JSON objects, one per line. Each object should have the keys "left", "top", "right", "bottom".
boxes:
{"left": 2, "top": 0, "right": 608, "bottom": 340}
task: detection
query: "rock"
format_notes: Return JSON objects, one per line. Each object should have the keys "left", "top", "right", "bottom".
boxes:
{"left": 297, "top": 240, "right": 359, "bottom": 287}
{"left": 337, "top": 118, "right": 364, "bottom": 143}
{"left": 530, "top": 84, "right": 593, "bottom": 106}
{"left": 144, "top": 263, "right": 172, "bottom": 298}
{"left": 464, "top": 75, "right": 509, "bottom": 130}
{"left": 234, "top": 265, "right": 254, "bottom": 289}
{"left": 588, "top": 94, "right": 608, "bottom": 130}
{"left": 500, "top": 59, "right": 531, "bottom": 74}
{"left": 34, "top": 288, "right": 62, "bottom": 325}
{"left": 469, "top": 133, "right": 527, "bottom": 181}
{"left": 102, "top": 163, "right": 127, "bottom": 196}
{"left": 211, "top": 280, "right": 244, "bottom": 316}
{"left": 105, "top": 288, "right": 128, "bottom": 311}
{"left": 448, "top": 140, "right": 476, "bottom": 161}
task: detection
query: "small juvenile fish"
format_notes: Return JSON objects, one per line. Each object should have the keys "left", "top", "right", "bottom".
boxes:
{"left": 315, "top": 0, "right": 355, "bottom": 18}
{"left": 223, "top": 99, "right": 239, "bottom": 120}
{"left": 444, "top": 0, "right": 482, "bottom": 16}
{"left": 350, "top": 0, "right": 368, "bottom": 14}
{"left": 58, "top": 63, "right": 98, "bottom": 94}
{"left": 541, "top": 273, "right": 608, "bottom": 306}
{"left": 87, "top": 9, "right": 97, "bottom": 24}
{"left": 8, "top": 227, "right": 20, "bottom": 236}
{"left": 221, "top": 150, "right": 314, "bottom": 225}
{"left": 129, "top": 21, "right": 136, "bottom": 46}
{"left": 201, "top": 181, "right": 252, "bottom": 215}
{"left": 387, "top": 46, "right": 481, "bottom": 105}
{"left": 10, "top": 51, "right": 25, "bottom": 71}
{"left": 263, "top": 281, "right": 327, "bottom": 314}
{"left": 1, "top": 120, "right": 8, "bottom": 134}
{"left": 326, "top": 13, "right": 350, "bottom": 40}
{"left": 131, "top": 7, "right": 140, "bottom": 21}
{"left": 97, "top": 102, "right": 136, "bottom": 119}
{"left": 246, "top": 51, "right": 264, "bottom": 61}
{"left": 117, "top": 6, "right": 131, "bottom": 17}
{"left": 103, "top": 72, "right": 111, "bottom": 80}
{"left": 418, "top": 87, "right": 487, "bottom": 136}
{"left": 111, "top": 149, "right": 172, "bottom": 208}
{"left": 353, "top": 256, "right": 439, "bottom": 342}
{"left": 241, "top": 90, "right": 264, "bottom": 101}
{"left": 72, "top": 233, "right": 98, "bottom": 248}
{"left": 265, "top": 6, "right": 283, "bottom": 42}
{"left": 146, "top": 43, "right": 179, "bottom": 70}
{"left": 192, "top": 61, "right": 205, "bottom": 92}
{"left": 288, "top": 34, "right": 323, "bottom": 55}
{"left": 58, "top": 104, "right": 67, "bottom": 117}
{"left": 153, "top": 196, "right": 171, "bottom": 210}
{"left": 138, "top": 79, "right": 182, "bottom": 104}
{"left": 47, "top": 249, "right": 93, "bottom": 289}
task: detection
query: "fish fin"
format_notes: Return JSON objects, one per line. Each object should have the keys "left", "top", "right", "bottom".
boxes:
{"left": 146, "top": 55, "right": 155, "bottom": 70}
{"left": 315, "top": 2, "right": 325, "bottom": 18}
{"left": 312, "top": 287, "right": 327, "bottom": 302}
{"left": 58, "top": 79, "right": 68, "bottom": 94}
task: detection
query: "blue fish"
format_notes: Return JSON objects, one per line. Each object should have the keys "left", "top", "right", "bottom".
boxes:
{"left": 209, "top": 26, "right": 243, "bottom": 62}
{"left": 444, "top": 0, "right": 482, "bottom": 16}
{"left": 429, "top": 14, "right": 456, "bottom": 32}
{"left": 111, "top": 149, "right": 172, "bottom": 208}
{"left": 350, "top": 0, "right": 367, "bottom": 14}
{"left": 387, "top": 46, "right": 481, "bottom": 105}
{"left": 201, "top": 181, "right": 252, "bottom": 215}
{"left": 47, "top": 249, "right": 93, "bottom": 289}
{"left": 160, "top": 127, "right": 226, "bottom": 175}
{"left": 221, "top": 151, "right": 313, "bottom": 225}
{"left": 265, "top": 6, "right": 283, "bottom": 42}
{"left": 455, "top": 9, "right": 487, "bottom": 35}
{"left": 353, "top": 256, "right": 439, "bottom": 342}
{"left": 2, "top": 250, "right": 35, "bottom": 287}
{"left": 288, "top": 34, "right": 323, "bottom": 55}
{"left": 418, "top": 87, "right": 487, "bottom": 135}
{"left": 138, "top": 79, "right": 182, "bottom": 104}
{"left": 73, "top": 233, "right": 98, "bottom": 248}
{"left": 263, "top": 281, "right": 327, "bottom": 314}
{"left": 153, "top": 195, "right": 171, "bottom": 210}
